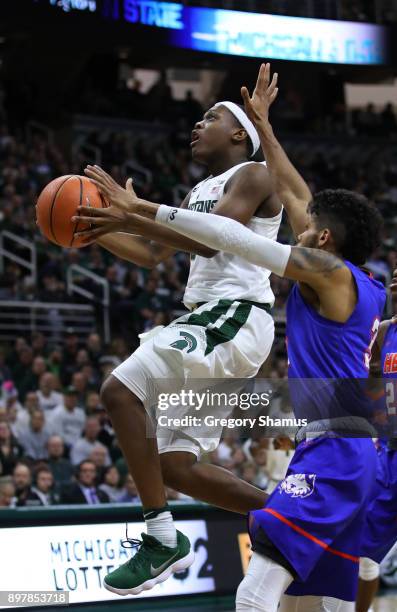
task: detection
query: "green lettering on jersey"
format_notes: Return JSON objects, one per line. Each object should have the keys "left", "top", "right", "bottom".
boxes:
{"left": 188, "top": 200, "right": 217, "bottom": 213}
{"left": 189, "top": 199, "right": 217, "bottom": 260}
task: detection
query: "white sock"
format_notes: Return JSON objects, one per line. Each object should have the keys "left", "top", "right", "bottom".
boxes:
{"left": 145, "top": 510, "right": 177, "bottom": 548}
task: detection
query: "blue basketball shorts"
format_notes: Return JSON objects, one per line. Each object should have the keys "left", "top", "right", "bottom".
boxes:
{"left": 360, "top": 442, "right": 397, "bottom": 563}
{"left": 249, "top": 436, "right": 378, "bottom": 601}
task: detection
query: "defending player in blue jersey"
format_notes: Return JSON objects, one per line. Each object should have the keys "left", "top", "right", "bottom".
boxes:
{"left": 88, "top": 64, "right": 387, "bottom": 610}
{"left": 355, "top": 269, "right": 397, "bottom": 612}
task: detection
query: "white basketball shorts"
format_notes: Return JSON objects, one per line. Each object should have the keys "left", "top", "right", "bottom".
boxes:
{"left": 112, "top": 298, "right": 274, "bottom": 458}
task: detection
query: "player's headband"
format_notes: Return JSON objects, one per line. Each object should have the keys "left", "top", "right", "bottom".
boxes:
{"left": 214, "top": 100, "right": 260, "bottom": 157}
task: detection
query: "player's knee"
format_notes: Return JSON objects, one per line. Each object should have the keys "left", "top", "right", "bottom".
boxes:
{"left": 236, "top": 576, "right": 276, "bottom": 612}
{"left": 160, "top": 453, "right": 196, "bottom": 489}
{"left": 359, "top": 557, "right": 380, "bottom": 581}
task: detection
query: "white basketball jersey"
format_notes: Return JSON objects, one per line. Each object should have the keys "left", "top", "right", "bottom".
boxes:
{"left": 183, "top": 161, "right": 282, "bottom": 309}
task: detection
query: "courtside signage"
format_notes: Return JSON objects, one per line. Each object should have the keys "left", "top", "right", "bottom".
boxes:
{"left": 0, "top": 520, "right": 214, "bottom": 606}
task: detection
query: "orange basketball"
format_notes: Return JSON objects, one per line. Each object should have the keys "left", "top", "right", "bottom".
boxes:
{"left": 36, "top": 175, "right": 108, "bottom": 248}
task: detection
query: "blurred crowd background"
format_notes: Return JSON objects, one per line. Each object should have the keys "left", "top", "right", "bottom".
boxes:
{"left": 0, "top": 0, "right": 396, "bottom": 508}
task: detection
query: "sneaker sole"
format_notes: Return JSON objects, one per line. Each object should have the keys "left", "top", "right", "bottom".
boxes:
{"left": 103, "top": 550, "right": 195, "bottom": 596}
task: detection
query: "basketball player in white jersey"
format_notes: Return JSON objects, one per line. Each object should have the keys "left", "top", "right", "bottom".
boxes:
{"left": 74, "top": 102, "right": 282, "bottom": 594}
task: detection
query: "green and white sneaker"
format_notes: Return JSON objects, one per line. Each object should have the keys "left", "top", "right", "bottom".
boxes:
{"left": 104, "top": 530, "right": 194, "bottom": 596}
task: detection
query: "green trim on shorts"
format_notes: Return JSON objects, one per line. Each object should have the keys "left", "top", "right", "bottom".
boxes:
{"left": 176, "top": 299, "right": 270, "bottom": 356}
{"left": 204, "top": 301, "right": 252, "bottom": 356}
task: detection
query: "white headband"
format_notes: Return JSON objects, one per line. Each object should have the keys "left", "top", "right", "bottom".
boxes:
{"left": 214, "top": 100, "right": 260, "bottom": 157}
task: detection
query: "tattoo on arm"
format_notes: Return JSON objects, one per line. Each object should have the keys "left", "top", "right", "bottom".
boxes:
{"left": 290, "top": 247, "right": 344, "bottom": 278}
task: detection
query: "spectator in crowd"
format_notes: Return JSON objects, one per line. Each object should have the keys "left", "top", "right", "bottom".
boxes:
{"left": 48, "top": 386, "right": 85, "bottom": 449}
{"left": 24, "top": 391, "right": 40, "bottom": 413}
{"left": 98, "top": 465, "right": 122, "bottom": 502}
{"left": 10, "top": 345, "right": 35, "bottom": 400}
{"left": 86, "top": 332, "right": 103, "bottom": 367}
{"left": 31, "top": 332, "right": 48, "bottom": 358}
{"left": 60, "top": 330, "right": 80, "bottom": 385}
{"left": 118, "top": 473, "right": 140, "bottom": 504}
{"left": 24, "top": 466, "right": 58, "bottom": 506}
{"left": 89, "top": 444, "right": 111, "bottom": 482}
{"left": 37, "top": 372, "right": 62, "bottom": 412}
{"left": 0, "top": 476, "right": 15, "bottom": 508}
{"left": 265, "top": 437, "right": 295, "bottom": 493}
{"left": 0, "top": 380, "right": 23, "bottom": 414}
{"left": 11, "top": 390, "right": 39, "bottom": 435}
{"left": 16, "top": 408, "right": 51, "bottom": 461}
{"left": 12, "top": 462, "right": 32, "bottom": 506}
{"left": 70, "top": 416, "right": 111, "bottom": 467}
{"left": 91, "top": 404, "right": 118, "bottom": 459}
{"left": 0, "top": 421, "right": 23, "bottom": 476}
{"left": 60, "top": 460, "right": 109, "bottom": 504}
{"left": 46, "top": 435, "right": 73, "bottom": 488}
{"left": 71, "top": 371, "right": 88, "bottom": 405}
{"left": 31, "top": 356, "right": 48, "bottom": 387}
{"left": 85, "top": 391, "right": 101, "bottom": 414}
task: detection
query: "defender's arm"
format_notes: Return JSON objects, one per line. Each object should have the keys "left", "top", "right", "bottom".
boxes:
{"left": 241, "top": 63, "right": 312, "bottom": 238}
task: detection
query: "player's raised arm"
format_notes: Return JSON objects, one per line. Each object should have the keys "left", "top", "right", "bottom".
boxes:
{"left": 241, "top": 63, "right": 312, "bottom": 238}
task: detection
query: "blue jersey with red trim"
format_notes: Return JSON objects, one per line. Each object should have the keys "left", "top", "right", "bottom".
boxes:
{"left": 286, "top": 261, "right": 386, "bottom": 379}
{"left": 381, "top": 321, "right": 397, "bottom": 437}
{"left": 381, "top": 321, "right": 397, "bottom": 379}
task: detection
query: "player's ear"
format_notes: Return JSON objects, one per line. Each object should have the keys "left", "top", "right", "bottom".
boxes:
{"left": 317, "top": 228, "right": 331, "bottom": 248}
{"left": 232, "top": 128, "right": 248, "bottom": 145}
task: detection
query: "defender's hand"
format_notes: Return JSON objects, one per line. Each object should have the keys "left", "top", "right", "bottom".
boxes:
{"left": 241, "top": 63, "right": 278, "bottom": 127}
{"left": 72, "top": 205, "right": 128, "bottom": 244}
{"left": 84, "top": 165, "right": 139, "bottom": 213}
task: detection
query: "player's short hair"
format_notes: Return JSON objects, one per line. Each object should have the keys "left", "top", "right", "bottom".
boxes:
{"left": 309, "top": 189, "right": 382, "bottom": 265}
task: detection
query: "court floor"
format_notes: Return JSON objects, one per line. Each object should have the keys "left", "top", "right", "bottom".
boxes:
{"left": 30, "top": 591, "right": 397, "bottom": 612}
{"left": 373, "top": 594, "right": 397, "bottom": 611}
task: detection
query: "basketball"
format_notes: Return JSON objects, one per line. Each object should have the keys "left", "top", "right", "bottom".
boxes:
{"left": 36, "top": 175, "right": 108, "bottom": 248}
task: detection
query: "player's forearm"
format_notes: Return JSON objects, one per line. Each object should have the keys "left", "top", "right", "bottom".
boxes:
{"left": 256, "top": 121, "right": 312, "bottom": 236}
{"left": 125, "top": 212, "right": 217, "bottom": 257}
{"left": 154, "top": 205, "right": 348, "bottom": 292}
{"left": 155, "top": 205, "right": 291, "bottom": 277}
{"left": 97, "top": 233, "right": 161, "bottom": 269}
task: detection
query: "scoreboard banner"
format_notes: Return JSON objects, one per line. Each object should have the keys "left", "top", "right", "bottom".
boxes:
{"left": 30, "top": 0, "right": 390, "bottom": 65}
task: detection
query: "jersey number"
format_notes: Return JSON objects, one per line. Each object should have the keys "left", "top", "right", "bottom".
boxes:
{"left": 386, "top": 381, "right": 397, "bottom": 416}
{"left": 364, "top": 317, "right": 380, "bottom": 370}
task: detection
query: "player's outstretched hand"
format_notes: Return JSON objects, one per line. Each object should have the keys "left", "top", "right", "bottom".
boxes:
{"left": 72, "top": 205, "right": 129, "bottom": 244}
{"left": 241, "top": 63, "right": 278, "bottom": 127}
{"left": 84, "top": 165, "right": 140, "bottom": 212}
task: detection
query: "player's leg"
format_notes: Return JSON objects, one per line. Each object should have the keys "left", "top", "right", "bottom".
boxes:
{"left": 100, "top": 364, "right": 194, "bottom": 595}
{"left": 101, "top": 375, "right": 167, "bottom": 510}
{"left": 235, "top": 552, "right": 293, "bottom": 612}
{"left": 355, "top": 558, "right": 379, "bottom": 612}
{"left": 356, "top": 447, "right": 397, "bottom": 611}
{"left": 161, "top": 451, "right": 267, "bottom": 514}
